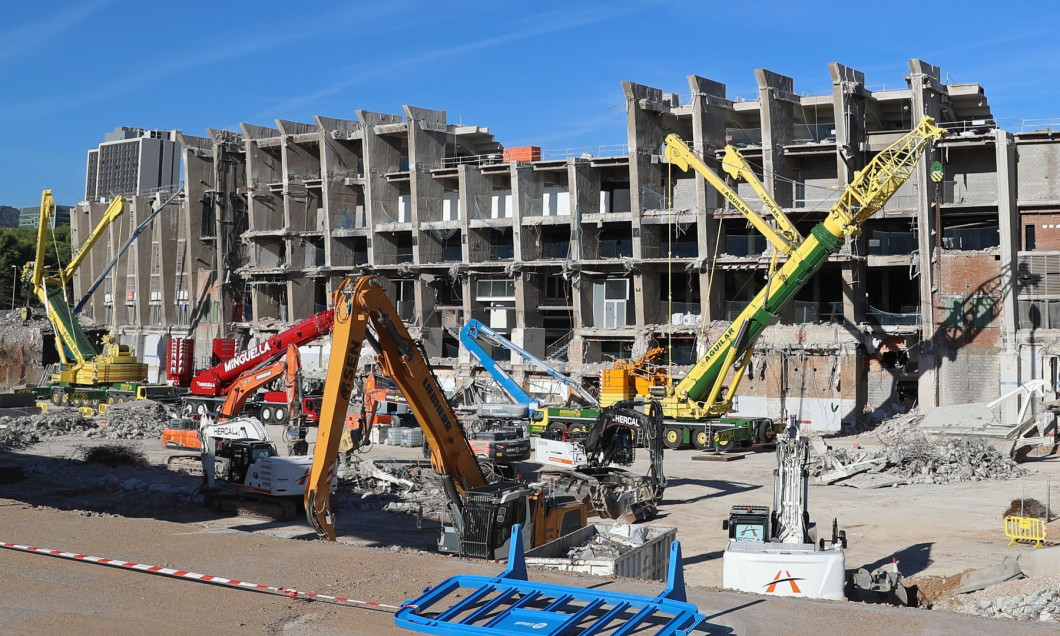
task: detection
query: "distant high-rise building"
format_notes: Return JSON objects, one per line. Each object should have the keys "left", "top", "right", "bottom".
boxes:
{"left": 85, "top": 127, "right": 181, "bottom": 202}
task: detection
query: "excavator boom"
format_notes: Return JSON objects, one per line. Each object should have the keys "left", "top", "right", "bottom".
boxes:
{"left": 306, "top": 276, "right": 485, "bottom": 541}
{"left": 217, "top": 344, "right": 301, "bottom": 421}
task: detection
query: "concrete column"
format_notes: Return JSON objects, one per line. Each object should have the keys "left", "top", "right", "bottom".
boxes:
{"left": 755, "top": 69, "right": 796, "bottom": 209}
{"left": 276, "top": 119, "right": 317, "bottom": 233}
{"left": 511, "top": 164, "right": 538, "bottom": 262}
{"left": 152, "top": 192, "right": 181, "bottom": 326}
{"left": 315, "top": 116, "right": 364, "bottom": 271}
{"left": 687, "top": 74, "right": 730, "bottom": 322}
{"left": 458, "top": 164, "right": 487, "bottom": 263}
{"left": 623, "top": 81, "right": 680, "bottom": 251}
{"left": 568, "top": 159, "right": 599, "bottom": 260}
{"left": 356, "top": 110, "right": 404, "bottom": 261}
{"left": 403, "top": 106, "right": 447, "bottom": 264}
{"left": 831, "top": 63, "right": 869, "bottom": 325}
{"left": 414, "top": 278, "right": 436, "bottom": 329}
{"left": 995, "top": 129, "right": 1022, "bottom": 421}
{"left": 636, "top": 271, "right": 661, "bottom": 325}
{"left": 908, "top": 59, "right": 945, "bottom": 409}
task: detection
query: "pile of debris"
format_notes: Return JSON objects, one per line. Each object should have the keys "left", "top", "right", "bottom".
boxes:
{"left": 566, "top": 523, "right": 649, "bottom": 561}
{"left": 813, "top": 435, "right": 1028, "bottom": 486}
{"left": 936, "top": 575, "right": 1060, "bottom": 622}
{"left": 333, "top": 458, "right": 450, "bottom": 519}
{"left": 0, "top": 408, "right": 93, "bottom": 450}
{"left": 91, "top": 400, "right": 172, "bottom": 440}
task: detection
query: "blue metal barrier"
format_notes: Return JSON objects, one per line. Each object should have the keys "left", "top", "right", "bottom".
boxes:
{"left": 394, "top": 524, "right": 706, "bottom": 635}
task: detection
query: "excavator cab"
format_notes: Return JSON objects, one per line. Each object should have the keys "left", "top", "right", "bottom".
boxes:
{"left": 216, "top": 439, "right": 276, "bottom": 485}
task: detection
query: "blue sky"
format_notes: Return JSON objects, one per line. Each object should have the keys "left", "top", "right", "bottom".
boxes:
{"left": 1, "top": 0, "right": 1056, "bottom": 208}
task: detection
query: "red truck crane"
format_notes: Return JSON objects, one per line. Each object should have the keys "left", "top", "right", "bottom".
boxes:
{"left": 167, "top": 309, "right": 334, "bottom": 424}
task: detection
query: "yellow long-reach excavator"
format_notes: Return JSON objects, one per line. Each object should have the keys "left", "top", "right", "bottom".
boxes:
{"left": 305, "top": 276, "right": 586, "bottom": 559}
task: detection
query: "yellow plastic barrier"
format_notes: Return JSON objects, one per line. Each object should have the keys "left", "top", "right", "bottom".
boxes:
{"left": 1005, "top": 515, "right": 1047, "bottom": 548}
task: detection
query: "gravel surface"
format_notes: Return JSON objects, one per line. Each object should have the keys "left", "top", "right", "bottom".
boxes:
{"left": 1, "top": 411, "right": 1059, "bottom": 633}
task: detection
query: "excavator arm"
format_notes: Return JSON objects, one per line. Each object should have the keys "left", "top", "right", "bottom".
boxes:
{"left": 306, "top": 276, "right": 486, "bottom": 541}
{"left": 216, "top": 344, "right": 301, "bottom": 421}
{"left": 661, "top": 117, "right": 945, "bottom": 420}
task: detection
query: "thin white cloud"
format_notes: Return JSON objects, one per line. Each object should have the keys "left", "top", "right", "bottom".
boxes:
{"left": 0, "top": 0, "right": 117, "bottom": 67}
{"left": 250, "top": 4, "right": 643, "bottom": 121}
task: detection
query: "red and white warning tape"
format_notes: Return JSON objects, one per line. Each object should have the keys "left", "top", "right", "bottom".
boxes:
{"left": 0, "top": 541, "right": 405, "bottom": 611}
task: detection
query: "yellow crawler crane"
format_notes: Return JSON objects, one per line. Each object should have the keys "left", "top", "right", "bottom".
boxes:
{"left": 23, "top": 190, "right": 147, "bottom": 392}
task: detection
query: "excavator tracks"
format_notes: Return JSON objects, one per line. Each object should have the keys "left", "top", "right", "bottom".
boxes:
{"left": 204, "top": 491, "right": 299, "bottom": 522}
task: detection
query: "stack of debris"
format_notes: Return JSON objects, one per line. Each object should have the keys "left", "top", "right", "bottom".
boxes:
{"left": 0, "top": 408, "right": 93, "bottom": 450}
{"left": 813, "top": 435, "right": 1027, "bottom": 486}
{"left": 91, "top": 400, "right": 172, "bottom": 440}
{"left": 333, "top": 458, "right": 450, "bottom": 519}
{"left": 566, "top": 523, "right": 648, "bottom": 561}
{"left": 937, "top": 574, "right": 1060, "bottom": 622}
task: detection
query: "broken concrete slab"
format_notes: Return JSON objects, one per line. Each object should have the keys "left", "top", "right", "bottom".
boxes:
{"left": 919, "top": 402, "right": 1020, "bottom": 440}
{"left": 1018, "top": 545, "right": 1060, "bottom": 578}
{"left": 956, "top": 555, "right": 1024, "bottom": 594}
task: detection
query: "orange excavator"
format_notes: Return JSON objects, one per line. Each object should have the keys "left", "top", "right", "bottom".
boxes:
{"left": 305, "top": 276, "right": 586, "bottom": 559}
{"left": 162, "top": 344, "right": 308, "bottom": 455}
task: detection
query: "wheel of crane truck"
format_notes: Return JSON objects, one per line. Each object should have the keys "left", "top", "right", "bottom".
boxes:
{"left": 758, "top": 420, "right": 776, "bottom": 445}
{"left": 662, "top": 427, "right": 683, "bottom": 450}
{"left": 692, "top": 428, "right": 711, "bottom": 450}
{"left": 714, "top": 434, "right": 736, "bottom": 453}
{"left": 544, "top": 424, "right": 566, "bottom": 440}
{"left": 61, "top": 393, "right": 70, "bottom": 405}
{"left": 116, "top": 396, "right": 126, "bottom": 404}
{"left": 107, "top": 396, "right": 116, "bottom": 404}
{"left": 273, "top": 406, "right": 288, "bottom": 424}
{"left": 260, "top": 406, "right": 273, "bottom": 422}
{"left": 51, "top": 392, "right": 62, "bottom": 406}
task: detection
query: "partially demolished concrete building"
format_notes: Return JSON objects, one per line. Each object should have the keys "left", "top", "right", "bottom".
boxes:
{"left": 69, "top": 58, "right": 1060, "bottom": 431}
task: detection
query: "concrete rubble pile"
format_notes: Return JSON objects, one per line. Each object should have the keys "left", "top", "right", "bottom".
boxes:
{"left": 0, "top": 407, "right": 93, "bottom": 450}
{"left": 92, "top": 400, "right": 172, "bottom": 440}
{"left": 812, "top": 435, "right": 1028, "bottom": 485}
{"left": 937, "top": 575, "right": 1060, "bottom": 622}
{"left": 566, "top": 524, "right": 648, "bottom": 561}
{"left": 334, "top": 457, "right": 450, "bottom": 518}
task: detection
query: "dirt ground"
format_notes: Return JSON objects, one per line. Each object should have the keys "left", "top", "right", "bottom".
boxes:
{"left": 1, "top": 422, "right": 1058, "bottom": 634}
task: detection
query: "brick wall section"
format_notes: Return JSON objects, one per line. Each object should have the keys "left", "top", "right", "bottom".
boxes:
{"left": 935, "top": 252, "right": 1003, "bottom": 348}
{"left": 1021, "top": 213, "right": 1060, "bottom": 250}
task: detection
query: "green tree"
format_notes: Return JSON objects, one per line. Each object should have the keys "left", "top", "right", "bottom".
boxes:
{"left": 0, "top": 225, "right": 73, "bottom": 312}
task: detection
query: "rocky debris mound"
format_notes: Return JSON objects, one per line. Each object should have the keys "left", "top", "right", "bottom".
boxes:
{"left": 334, "top": 458, "right": 450, "bottom": 519}
{"left": 813, "top": 436, "right": 1028, "bottom": 485}
{"left": 935, "top": 575, "right": 1060, "bottom": 622}
{"left": 0, "top": 407, "right": 93, "bottom": 450}
{"left": 92, "top": 400, "right": 172, "bottom": 440}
